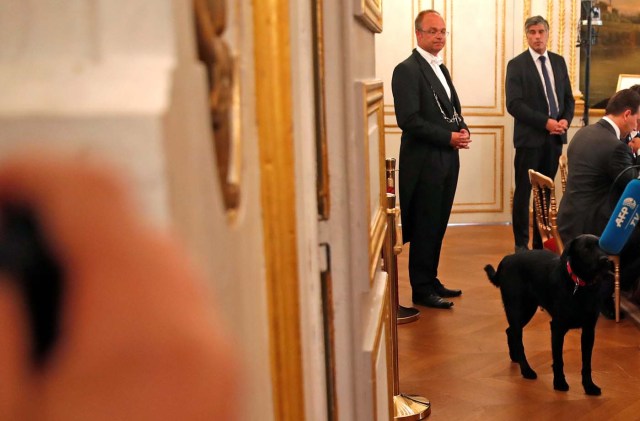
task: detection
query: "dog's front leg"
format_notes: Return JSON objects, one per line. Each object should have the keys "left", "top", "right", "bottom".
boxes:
{"left": 581, "top": 325, "right": 601, "bottom": 396}
{"left": 550, "top": 320, "right": 569, "bottom": 391}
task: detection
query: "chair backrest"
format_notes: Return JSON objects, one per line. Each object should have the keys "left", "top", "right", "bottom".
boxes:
{"left": 529, "top": 169, "right": 564, "bottom": 254}
{"left": 559, "top": 155, "right": 568, "bottom": 193}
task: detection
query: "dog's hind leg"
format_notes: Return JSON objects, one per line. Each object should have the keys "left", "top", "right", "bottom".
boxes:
{"left": 505, "top": 302, "right": 537, "bottom": 362}
{"left": 580, "top": 324, "right": 601, "bottom": 396}
{"left": 505, "top": 326, "right": 537, "bottom": 379}
{"left": 504, "top": 298, "right": 538, "bottom": 379}
{"left": 505, "top": 327, "right": 519, "bottom": 362}
{"left": 507, "top": 326, "right": 538, "bottom": 380}
{"left": 550, "top": 320, "right": 570, "bottom": 391}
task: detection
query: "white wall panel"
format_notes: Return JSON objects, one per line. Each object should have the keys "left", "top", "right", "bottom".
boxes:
{"left": 450, "top": 0, "right": 506, "bottom": 116}
{"left": 454, "top": 126, "right": 504, "bottom": 213}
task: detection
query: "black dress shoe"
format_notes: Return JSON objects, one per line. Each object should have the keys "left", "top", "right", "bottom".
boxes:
{"left": 413, "top": 294, "right": 453, "bottom": 309}
{"left": 434, "top": 284, "right": 462, "bottom": 298}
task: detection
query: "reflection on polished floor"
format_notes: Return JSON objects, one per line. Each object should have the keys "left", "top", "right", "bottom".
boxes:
{"left": 396, "top": 225, "right": 640, "bottom": 420}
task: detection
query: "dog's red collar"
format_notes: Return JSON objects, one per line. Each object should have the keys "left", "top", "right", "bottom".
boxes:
{"left": 566, "top": 261, "right": 586, "bottom": 288}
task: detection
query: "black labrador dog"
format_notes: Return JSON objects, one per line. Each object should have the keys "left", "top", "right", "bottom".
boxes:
{"left": 484, "top": 234, "right": 612, "bottom": 396}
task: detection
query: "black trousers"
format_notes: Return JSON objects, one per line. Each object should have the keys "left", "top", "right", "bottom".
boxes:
{"left": 512, "top": 138, "right": 563, "bottom": 249}
{"left": 407, "top": 159, "right": 458, "bottom": 297}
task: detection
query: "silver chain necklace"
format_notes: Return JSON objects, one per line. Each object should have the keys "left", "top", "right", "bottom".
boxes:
{"left": 431, "top": 88, "right": 462, "bottom": 125}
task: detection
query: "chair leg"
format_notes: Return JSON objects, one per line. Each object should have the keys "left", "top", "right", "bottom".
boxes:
{"left": 609, "top": 255, "right": 621, "bottom": 322}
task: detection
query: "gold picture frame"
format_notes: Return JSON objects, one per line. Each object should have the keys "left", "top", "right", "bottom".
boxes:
{"left": 616, "top": 74, "right": 640, "bottom": 91}
{"left": 355, "top": 0, "right": 383, "bottom": 33}
{"left": 359, "top": 80, "right": 387, "bottom": 284}
{"left": 313, "top": 0, "right": 330, "bottom": 219}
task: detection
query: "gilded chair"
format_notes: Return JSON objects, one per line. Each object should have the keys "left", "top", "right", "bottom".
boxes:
{"left": 529, "top": 169, "right": 563, "bottom": 254}
{"left": 555, "top": 158, "right": 622, "bottom": 321}
{"left": 559, "top": 155, "right": 568, "bottom": 193}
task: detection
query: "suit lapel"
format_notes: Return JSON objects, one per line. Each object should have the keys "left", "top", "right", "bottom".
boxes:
{"left": 412, "top": 50, "right": 455, "bottom": 115}
{"left": 525, "top": 53, "right": 546, "bottom": 100}
{"left": 548, "top": 54, "right": 563, "bottom": 108}
{"left": 439, "top": 64, "right": 460, "bottom": 112}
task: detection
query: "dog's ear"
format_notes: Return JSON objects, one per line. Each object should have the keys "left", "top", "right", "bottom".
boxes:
{"left": 561, "top": 236, "right": 574, "bottom": 260}
{"left": 599, "top": 255, "right": 610, "bottom": 269}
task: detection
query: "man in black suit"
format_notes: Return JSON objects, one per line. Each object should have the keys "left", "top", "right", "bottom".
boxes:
{"left": 506, "top": 15, "right": 575, "bottom": 252}
{"left": 558, "top": 89, "right": 640, "bottom": 318}
{"left": 391, "top": 10, "right": 470, "bottom": 309}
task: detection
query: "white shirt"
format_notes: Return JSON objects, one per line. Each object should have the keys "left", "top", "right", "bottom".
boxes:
{"left": 528, "top": 47, "right": 559, "bottom": 116}
{"left": 602, "top": 116, "right": 621, "bottom": 140}
{"left": 416, "top": 46, "right": 451, "bottom": 100}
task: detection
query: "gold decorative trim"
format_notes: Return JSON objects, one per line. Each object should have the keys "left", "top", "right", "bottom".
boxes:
{"left": 442, "top": 0, "right": 449, "bottom": 62}
{"left": 499, "top": 0, "right": 506, "bottom": 114}
{"left": 411, "top": 1, "right": 416, "bottom": 49}
{"left": 253, "top": 0, "right": 305, "bottom": 419}
{"left": 574, "top": 102, "right": 606, "bottom": 120}
{"left": 194, "top": 0, "right": 243, "bottom": 218}
{"left": 558, "top": 0, "right": 566, "bottom": 54}
{"left": 523, "top": 0, "right": 531, "bottom": 50}
{"left": 453, "top": 0, "right": 506, "bottom": 116}
{"left": 361, "top": 81, "right": 388, "bottom": 284}
{"left": 370, "top": 276, "right": 391, "bottom": 421}
{"left": 547, "top": 0, "right": 554, "bottom": 50}
{"left": 313, "top": 0, "right": 330, "bottom": 219}
{"left": 569, "top": 0, "right": 578, "bottom": 88}
{"left": 319, "top": 243, "right": 338, "bottom": 420}
{"left": 355, "top": 0, "right": 383, "bottom": 33}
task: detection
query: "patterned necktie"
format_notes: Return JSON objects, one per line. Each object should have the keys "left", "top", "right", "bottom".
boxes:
{"left": 539, "top": 56, "right": 558, "bottom": 119}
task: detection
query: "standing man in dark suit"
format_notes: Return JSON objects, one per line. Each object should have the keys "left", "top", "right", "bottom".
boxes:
{"left": 391, "top": 9, "right": 470, "bottom": 309}
{"left": 506, "top": 15, "right": 575, "bottom": 252}
{"left": 557, "top": 89, "right": 640, "bottom": 317}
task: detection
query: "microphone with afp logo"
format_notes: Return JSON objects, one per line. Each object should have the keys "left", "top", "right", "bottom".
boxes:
{"left": 599, "top": 178, "right": 640, "bottom": 254}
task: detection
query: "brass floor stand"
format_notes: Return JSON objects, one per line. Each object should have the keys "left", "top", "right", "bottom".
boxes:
{"left": 394, "top": 394, "right": 431, "bottom": 420}
{"left": 386, "top": 158, "right": 420, "bottom": 328}
{"left": 385, "top": 189, "right": 430, "bottom": 420}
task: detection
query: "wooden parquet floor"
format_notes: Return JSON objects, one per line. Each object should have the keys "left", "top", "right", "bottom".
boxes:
{"left": 396, "top": 225, "right": 640, "bottom": 421}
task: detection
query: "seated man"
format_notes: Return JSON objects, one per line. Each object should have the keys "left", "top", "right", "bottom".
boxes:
{"left": 558, "top": 88, "right": 640, "bottom": 318}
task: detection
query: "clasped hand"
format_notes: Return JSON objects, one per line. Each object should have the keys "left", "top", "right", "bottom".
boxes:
{"left": 450, "top": 128, "right": 471, "bottom": 150}
{"left": 546, "top": 118, "right": 568, "bottom": 135}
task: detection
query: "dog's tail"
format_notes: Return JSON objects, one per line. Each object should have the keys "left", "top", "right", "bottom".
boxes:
{"left": 484, "top": 264, "right": 500, "bottom": 287}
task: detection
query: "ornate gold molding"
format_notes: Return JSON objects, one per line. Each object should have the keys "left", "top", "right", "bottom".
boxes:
{"left": 194, "top": 0, "right": 242, "bottom": 216}
{"left": 360, "top": 81, "right": 388, "bottom": 285}
{"left": 523, "top": 0, "right": 531, "bottom": 50}
{"left": 569, "top": 0, "right": 578, "bottom": 89}
{"left": 313, "top": 0, "right": 330, "bottom": 219}
{"left": 558, "top": 0, "right": 566, "bottom": 53}
{"left": 547, "top": 0, "right": 554, "bottom": 50}
{"left": 253, "top": 0, "right": 305, "bottom": 419}
{"left": 455, "top": 0, "right": 506, "bottom": 116}
{"left": 370, "top": 278, "right": 391, "bottom": 421}
{"left": 355, "top": 0, "right": 383, "bottom": 33}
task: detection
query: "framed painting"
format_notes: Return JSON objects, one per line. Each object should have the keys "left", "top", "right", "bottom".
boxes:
{"left": 580, "top": 4, "right": 640, "bottom": 107}
{"left": 616, "top": 74, "right": 640, "bottom": 91}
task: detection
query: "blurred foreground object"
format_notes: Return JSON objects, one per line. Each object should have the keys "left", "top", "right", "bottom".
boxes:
{"left": 0, "top": 155, "right": 239, "bottom": 420}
